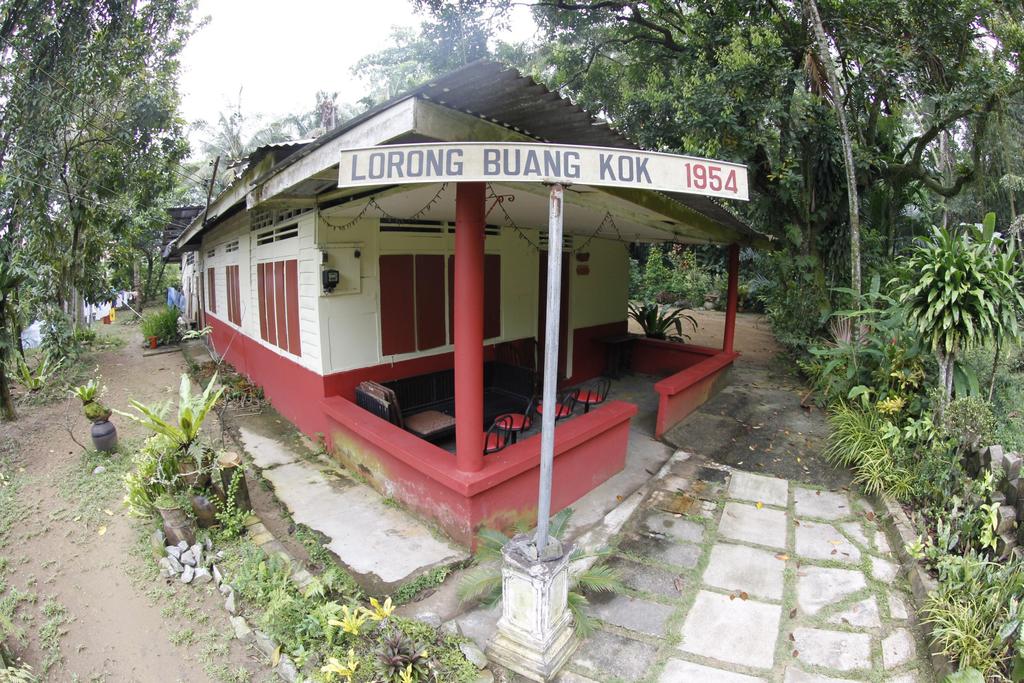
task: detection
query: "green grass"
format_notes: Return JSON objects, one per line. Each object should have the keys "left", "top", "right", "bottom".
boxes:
{"left": 0, "top": 441, "right": 25, "bottom": 547}
{"left": 55, "top": 444, "right": 136, "bottom": 529}
{"left": 392, "top": 565, "right": 452, "bottom": 605}
{"left": 38, "top": 597, "right": 69, "bottom": 672}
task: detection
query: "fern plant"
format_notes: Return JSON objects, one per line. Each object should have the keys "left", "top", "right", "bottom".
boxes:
{"left": 457, "top": 507, "right": 622, "bottom": 637}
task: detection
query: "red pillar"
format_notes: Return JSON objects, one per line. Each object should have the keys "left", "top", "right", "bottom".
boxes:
{"left": 723, "top": 244, "right": 740, "bottom": 353}
{"left": 454, "top": 182, "right": 486, "bottom": 472}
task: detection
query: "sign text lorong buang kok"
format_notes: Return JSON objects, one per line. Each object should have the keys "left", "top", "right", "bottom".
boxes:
{"left": 338, "top": 142, "right": 749, "bottom": 201}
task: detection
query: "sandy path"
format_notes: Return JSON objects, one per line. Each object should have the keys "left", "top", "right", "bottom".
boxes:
{"left": 0, "top": 321, "right": 270, "bottom": 682}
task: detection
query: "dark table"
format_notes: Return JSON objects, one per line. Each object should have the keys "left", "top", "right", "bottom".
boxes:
{"left": 598, "top": 333, "right": 641, "bottom": 378}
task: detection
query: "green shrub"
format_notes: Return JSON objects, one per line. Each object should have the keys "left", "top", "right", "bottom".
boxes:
{"left": 924, "top": 553, "right": 1024, "bottom": 677}
{"left": 824, "top": 403, "right": 913, "bottom": 499}
{"left": 140, "top": 306, "right": 180, "bottom": 345}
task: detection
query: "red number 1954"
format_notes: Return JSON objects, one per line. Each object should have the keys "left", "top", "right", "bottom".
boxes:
{"left": 683, "top": 162, "right": 738, "bottom": 195}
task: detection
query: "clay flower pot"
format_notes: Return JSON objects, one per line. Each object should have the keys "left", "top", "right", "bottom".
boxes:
{"left": 155, "top": 500, "right": 194, "bottom": 546}
{"left": 90, "top": 419, "right": 118, "bottom": 453}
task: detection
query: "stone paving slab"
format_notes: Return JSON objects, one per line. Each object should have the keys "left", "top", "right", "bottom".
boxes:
{"left": 793, "top": 487, "right": 852, "bottom": 520}
{"left": 794, "top": 520, "right": 861, "bottom": 563}
{"left": 702, "top": 542, "right": 785, "bottom": 600}
{"left": 261, "top": 461, "right": 466, "bottom": 586}
{"left": 883, "top": 628, "right": 917, "bottom": 669}
{"left": 604, "top": 555, "right": 685, "bottom": 598}
{"left": 565, "top": 462, "right": 934, "bottom": 683}
{"left": 791, "top": 627, "right": 872, "bottom": 671}
{"left": 679, "top": 590, "right": 781, "bottom": 669}
{"left": 718, "top": 501, "right": 788, "bottom": 549}
{"left": 796, "top": 565, "right": 866, "bottom": 615}
{"left": 728, "top": 470, "right": 790, "bottom": 507}
{"left": 569, "top": 628, "right": 660, "bottom": 681}
{"left": 827, "top": 596, "right": 881, "bottom": 629}
{"left": 640, "top": 510, "right": 706, "bottom": 543}
{"left": 661, "top": 659, "right": 768, "bottom": 682}
{"left": 783, "top": 667, "right": 860, "bottom": 682}
{"left": 586, "top": 593, "right": 676, "bottom": 637}
{"left": 619, "top": 533, "right": 703, "bottom": 569}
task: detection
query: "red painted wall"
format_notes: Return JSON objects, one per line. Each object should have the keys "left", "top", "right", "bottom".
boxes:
{"left": 631, "top": 338, "right": 721, "bottom": 376}
{"left": 206, "top": 313, "right": 328, "bottom": 436}
{"left": 566, "top": 320, "right": 627, "bottom": 385}
{"left": 322, "top": 395, "right": 636, "bottom": 545}
{"left": 653, "top": 350, "right": 739, "bottom": 438}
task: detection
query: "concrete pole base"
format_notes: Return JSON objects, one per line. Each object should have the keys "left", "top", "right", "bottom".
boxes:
{"left": 486, "top": 535, "right": 579, "bottom": 682}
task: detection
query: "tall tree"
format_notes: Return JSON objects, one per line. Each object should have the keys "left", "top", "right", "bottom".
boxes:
{"left": 0, "top": 0, "right": 196, "bottom": 419}
{"left": 804, "top": 0, "right": 861, "bottom": 300}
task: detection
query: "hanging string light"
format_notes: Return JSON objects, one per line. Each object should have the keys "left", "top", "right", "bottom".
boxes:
{"left": 317, "top": 183, "right": 450, "bottom": 231}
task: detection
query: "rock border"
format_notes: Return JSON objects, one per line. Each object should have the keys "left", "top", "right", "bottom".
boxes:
{"left": 878, "top": 495, "right": 954, "bottom": 681}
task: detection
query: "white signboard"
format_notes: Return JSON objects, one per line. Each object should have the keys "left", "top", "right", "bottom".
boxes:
{"left": 338, "top": 142, "right": 749, "bottom": 201}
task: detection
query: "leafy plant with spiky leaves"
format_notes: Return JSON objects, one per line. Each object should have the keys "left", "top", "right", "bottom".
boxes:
{"left": 117, "top": 373, "right": 223, "bottom": 454}
{"left": 893, "top": 214, "right": 1024, "bottom": 414}
{"left": 376, "top": 628, "right": 431, "bottom": 682}
{"left": 628, "top": 302, "right": 697, "bottom": 341}
{"left": 457, "top": 507, "right": 622, "bottom": 637}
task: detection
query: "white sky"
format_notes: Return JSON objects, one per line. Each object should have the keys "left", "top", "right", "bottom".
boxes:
{"left": 177, "top": 0, "right": 539, "bottom": 131}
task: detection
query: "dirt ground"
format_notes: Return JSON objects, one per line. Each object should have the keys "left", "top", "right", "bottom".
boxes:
{"left": 628, "top": 307, "right": 782, "bottom": 364}
{"left": 659, "top": 311, "right": 851, "bottom": 489}
{"left": 0, "top": 320, "right": 273, "bottom": 683}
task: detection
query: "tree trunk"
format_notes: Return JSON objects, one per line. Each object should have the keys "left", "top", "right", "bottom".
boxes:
{"left": 0, "top": 297, "right": 15, "bottom": 421}
{"left": 936, "top": 348, "right": 955, "bottom": 418}
{"left": 989, "top": 338, "right": 1001, "bottom": 402}
{"left": 804, "top": 0, "right": 861, "bottom": 301}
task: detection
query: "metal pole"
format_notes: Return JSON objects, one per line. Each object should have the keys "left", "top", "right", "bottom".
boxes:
{"left": 534, "top": 183, "right": 564, "bottom": 555}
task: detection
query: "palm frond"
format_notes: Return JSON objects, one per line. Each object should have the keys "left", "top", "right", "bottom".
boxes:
{"left": 567, "top": 591, "right": 599, "bottom": 638}
{"left": 573, "top": 564, "right": 622, "bottom": 594}
{"left": 456, "top": 565, "right": 502, "bottom": 606}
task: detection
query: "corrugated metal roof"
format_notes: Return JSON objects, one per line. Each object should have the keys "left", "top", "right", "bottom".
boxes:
{"left": 258, "top": 60, "right": 760, "bottom": 243}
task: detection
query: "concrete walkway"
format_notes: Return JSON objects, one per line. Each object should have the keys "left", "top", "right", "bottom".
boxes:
{"left": 233, "top": 415, "right": 468, "bottom": 593}
{"left": 557, "top": 455, "right": 931, "bottom": 683}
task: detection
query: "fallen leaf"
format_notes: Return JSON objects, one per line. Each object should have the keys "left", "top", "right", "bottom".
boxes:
{"left": 792, "top": 650, "right": 799, "bottom": 657}
{"left": 103, "top": 509, "right": 113, "bottom": 516}
{"left": 788, "top": 633, "right": 795, "bottom": 641}
{"left": 775, "top": 553, "right": 789, "bottom": 561}
{"left": 739, "top": 591, "right": 749, "bottom": 600}
{"left": 673, "top": 577, "right": 685, "bottom": 592}
{"left": 830, "top": 549, "right": 837, "bottom": 555}
{"left": 789, "top": 608, "right": 798, "bottom": 618}
{"left": 97, "top": 526, "right": 107, "bottom": 536}
{"left": 272, "top": 646, "right": 281, "bottom": 667}
{"left": 865, "top": 511, "right": 876, "bottom": 521}
{"left": 755, "top": 502, "right": 763, "bottom": 510}
{"left": 729, "top": 593, "right": 737, "bottom": 601}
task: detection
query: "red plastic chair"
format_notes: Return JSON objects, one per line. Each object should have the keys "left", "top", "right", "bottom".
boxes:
{"left": 497, "top": 398, "right": 536, "bottom": 444}
{"left": 575, "top": 377, "right": 611, "bottom": 414}
{"left": 484, "top": 415, "right": 514, "bottom": 454}
{"left": 536, "top": 390, "right": 578, "bottom": 421}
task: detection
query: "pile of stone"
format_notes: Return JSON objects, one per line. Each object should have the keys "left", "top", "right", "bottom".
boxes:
{"left": 965, "top": 444, "right": 1023, "bottom": 560}
{"left": 152, "top": 530, "right": 238, "bottom": 615}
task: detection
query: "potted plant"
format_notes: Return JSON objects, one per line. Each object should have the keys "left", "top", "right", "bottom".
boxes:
{"left": 71, "top": 380, "right": 118, "bottom": 453}
{"left": 140, "top": 306, "right": 181, "bottom": 349}
{"left": 177, "top": 444, "right": 213, "bottom": 488}
{"left": 628, "top": 301, "right": 698, "bottom": 341}
{"left": 154, "top": 493, "right": 194, "bottom": 546}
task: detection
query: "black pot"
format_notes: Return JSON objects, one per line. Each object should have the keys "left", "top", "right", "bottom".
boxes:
{"left": 90, "top": 420, "right": 118, "bottom": 453}
{"left": 190, "top": 493, "right": 218, "bottom": 529}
